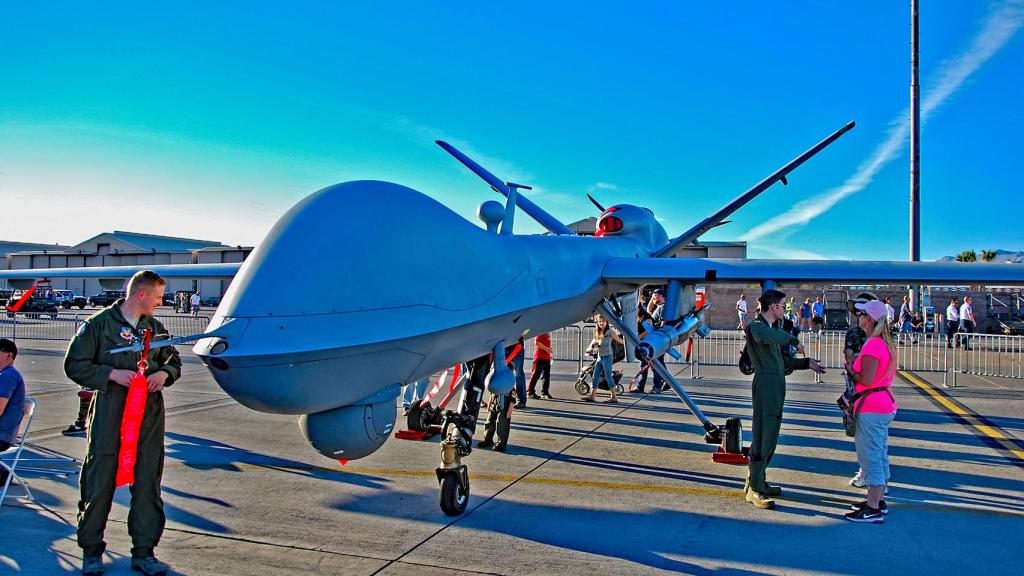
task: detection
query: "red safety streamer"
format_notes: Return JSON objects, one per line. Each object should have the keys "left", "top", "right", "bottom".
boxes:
{"left": 115, "top": 329, "right": 151, "bottom": 487}
{"left": 505, "top": 343, "right": 522, "bottom": 366}
{"left": 5, "top": 285, "right": 38, "bottom": 312}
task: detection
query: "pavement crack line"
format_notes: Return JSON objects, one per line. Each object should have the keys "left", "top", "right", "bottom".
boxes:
{"left": 6, "top": 501, "right": 502, "bottom": 575}
{"left": 368, "top": 395, "right": 647, "bottom": 576}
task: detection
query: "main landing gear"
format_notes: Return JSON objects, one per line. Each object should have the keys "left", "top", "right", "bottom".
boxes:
{"left": 435, "top": 353, "right": 490, "bottom": 516}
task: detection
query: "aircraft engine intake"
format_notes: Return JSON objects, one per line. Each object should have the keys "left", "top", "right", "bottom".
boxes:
{"left": 298, "top": 385, "right": 399, "bottom": 461}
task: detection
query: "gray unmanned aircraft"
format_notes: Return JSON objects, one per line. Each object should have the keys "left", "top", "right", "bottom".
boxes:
{"left": 3, "top": 120, "right": 1022, "bottom": 515}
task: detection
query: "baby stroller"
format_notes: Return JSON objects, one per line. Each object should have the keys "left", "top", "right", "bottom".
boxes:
{"left": 574, "top": 338, "right": 625, "bottom": 395}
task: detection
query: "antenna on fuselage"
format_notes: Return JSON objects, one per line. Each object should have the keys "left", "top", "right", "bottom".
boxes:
{"left": 436, "top": 140, "right": 575, "bottom": 236}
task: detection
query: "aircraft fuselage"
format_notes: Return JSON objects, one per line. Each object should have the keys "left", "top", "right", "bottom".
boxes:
{"left": 195, "top": 181, "right": 659, "bottom": 414}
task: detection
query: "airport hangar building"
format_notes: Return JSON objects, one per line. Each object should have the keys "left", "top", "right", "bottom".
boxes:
{"left": 0, "top": 232, "right": 252, "bottom": 304}
{"left": 1, "top": 221, "right": 746, "bottom": 310}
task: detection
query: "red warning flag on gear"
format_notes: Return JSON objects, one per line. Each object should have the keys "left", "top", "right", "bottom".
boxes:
{"left": 116, "top": 329, "right": 151, "bottom": 487}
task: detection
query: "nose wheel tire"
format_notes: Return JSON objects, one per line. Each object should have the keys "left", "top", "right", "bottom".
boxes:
{"left": 439, "top": 471, "right": 469, "bottom": 516}
{"left": 407, "top": 402, "right": 434, "bottom": 432}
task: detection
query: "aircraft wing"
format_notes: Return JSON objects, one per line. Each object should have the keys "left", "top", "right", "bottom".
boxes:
{"left": 0, "top": 262, "right": 241, "bottom": 286}
{"left": 602, "top": 257, "right": 1024, "bottom": 286}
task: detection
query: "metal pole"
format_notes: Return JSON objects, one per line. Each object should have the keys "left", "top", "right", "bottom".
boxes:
{"left": 910, "top": 0, "right": 921, "bottom": 313}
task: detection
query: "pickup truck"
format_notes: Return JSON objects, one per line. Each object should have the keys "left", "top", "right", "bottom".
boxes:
{"left": 6, "top": 291, "right": 60, "bottom": 318}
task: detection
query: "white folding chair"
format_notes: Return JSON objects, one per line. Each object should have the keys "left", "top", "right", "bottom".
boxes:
{"left": 1, "top": 397, "right": 36, "bottom": 507}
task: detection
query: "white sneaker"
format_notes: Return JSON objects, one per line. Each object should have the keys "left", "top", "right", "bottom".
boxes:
{"left": 849, "top": 472, "right": 867, "bottom": 488}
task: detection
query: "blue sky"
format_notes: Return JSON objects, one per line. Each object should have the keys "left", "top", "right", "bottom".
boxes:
{"left": 2, "top": 1, "right": 1021, "bottom": 260}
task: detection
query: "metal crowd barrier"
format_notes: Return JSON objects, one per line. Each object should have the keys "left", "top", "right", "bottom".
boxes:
{"left": 0, "top": 311, "right": 211, "bottom": 342}
{"left": 951, "top": 332, "right": 1023, "bottom": 386}
{"left": 8, "top": 314, "right": 1015, "bottom": 388}
{"left": 683, "top": 329, "right": 954, "bottom": 384}
{"left": 521, "top": 324, "right": 585, "bottom": 372}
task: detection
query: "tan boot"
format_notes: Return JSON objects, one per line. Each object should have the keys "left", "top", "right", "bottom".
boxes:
{"left": 745, "top": 489, "right": 776, "bottom": 509}
{"left": 745, "top": 478, "right": 782, "bottom": 496}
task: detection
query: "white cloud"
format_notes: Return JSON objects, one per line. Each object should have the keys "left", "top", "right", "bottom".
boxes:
{"left": 741, "top": 0, "right": 1024, "bottom": 244}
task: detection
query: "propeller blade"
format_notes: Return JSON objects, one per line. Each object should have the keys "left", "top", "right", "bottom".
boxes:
{"left": 586, "top": 193, "right": 606, "bottom": 212}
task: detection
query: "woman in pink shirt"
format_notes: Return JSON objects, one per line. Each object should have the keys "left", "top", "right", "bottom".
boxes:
{"left": 842, "top": 299, "right": 898, "bottom": 523}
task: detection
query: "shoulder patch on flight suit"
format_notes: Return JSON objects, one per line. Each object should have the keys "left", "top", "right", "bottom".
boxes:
{"left": 119, "top": 326, "right": 135, "bottom": 341}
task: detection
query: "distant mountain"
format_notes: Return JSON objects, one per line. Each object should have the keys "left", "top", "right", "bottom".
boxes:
{"left": 938, "top": 249, "right": 1024, "bottom": 264}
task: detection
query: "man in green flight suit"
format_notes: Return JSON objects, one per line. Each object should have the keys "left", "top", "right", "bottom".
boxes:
{"left": 744, "top": 289, "right": 825, "bottom": 509}
{"left": 65, "top": 271, "right": 181, "bottom": 576}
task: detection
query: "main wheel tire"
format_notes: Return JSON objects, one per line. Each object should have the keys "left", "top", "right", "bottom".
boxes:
{"left": 439, "top": 472, "right": 469, "bottom": 516}
{"left": 574, "top": 379, "right": 590, "bottom": 395}
{"left": 406, "top": 401, "right": 431, "bottom": 432}
{"left": 724, "top": 417, "right": 742, "bottom": 453}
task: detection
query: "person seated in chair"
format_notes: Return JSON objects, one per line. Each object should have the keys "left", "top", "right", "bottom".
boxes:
{"left": 0, "top": 338, "right": 26, "bottom": 486}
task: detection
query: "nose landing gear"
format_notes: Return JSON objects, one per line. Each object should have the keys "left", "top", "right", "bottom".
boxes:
{"left": 437, "top": 434, "right": 471, "bottom": 516}
{"left": 434, "top": 352, "right": 489, "bottom": 516}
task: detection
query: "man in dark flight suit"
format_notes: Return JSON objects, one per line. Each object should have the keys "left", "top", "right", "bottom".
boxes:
{"left": 744, "top": 289, "right": 825, "bottom": 509}
{"left": 65, "top": 271, "right": 181, "bottom": 576}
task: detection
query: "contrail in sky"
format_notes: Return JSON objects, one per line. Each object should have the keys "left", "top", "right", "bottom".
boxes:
{"left": 741, "top": 0, "right": 1024, "bottom": 245}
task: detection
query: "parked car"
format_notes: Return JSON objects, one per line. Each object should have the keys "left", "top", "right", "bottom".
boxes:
{"left": 6, "top": 290, "right": 60, "bottom": 318}
{"left": 88, "top": 290, "right": 126, "bottom": 307}
{"left": 54, "top": 289, "right": 88, "bottom": 309}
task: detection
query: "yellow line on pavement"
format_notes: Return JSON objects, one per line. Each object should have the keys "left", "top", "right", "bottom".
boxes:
{"left": 168, "top": 462, "right": 1023, "bottom": 517}
{"left": 899, "top": 370, "right": 1024, "bottom": 461}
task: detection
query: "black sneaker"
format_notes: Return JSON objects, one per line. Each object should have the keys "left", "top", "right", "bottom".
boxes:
{"left": 850, "top": 500, "right": 888, "bottom": 515}
{"left": 844, "top": 505, "right": 885, "bottom": 523}
{"left": 541, "top": 393, "right": 553, "bottom": 399}
{"left": 131, "top": 556, "right": 169, "bottom": 576}
{"left": 82, "top": 555, "right": 104, "bottom": 576}
{"left": 62, "top": 423, "right": 87, "bottom": 436}
{"left": 477, "top": 439, "right": 494, "bottom": 449}
{"left": 491, "top": 443, "right": 507, "bottom": 453}
{"left": 528, "top": 393, "right": 541, "bottom": 400}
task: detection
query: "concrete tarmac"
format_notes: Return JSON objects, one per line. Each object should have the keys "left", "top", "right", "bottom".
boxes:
{"left": 2, "top": 340, "right": 1022, "bottom": 575}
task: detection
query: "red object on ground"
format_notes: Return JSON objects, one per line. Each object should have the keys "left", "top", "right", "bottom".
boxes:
{"left": 711, "top": 446, "right": 750, "bottom": 465}
{"left": 337, "top": 459, "right": 349, "bottom": 466}
{"left": 5, "top": 285, "right": 38, "bottom": 312}
{"left": 115, "top": 329, "right": 151, "bottom": 487}
{"left": 394, "top": 429, "right": 439, "bottom": 440}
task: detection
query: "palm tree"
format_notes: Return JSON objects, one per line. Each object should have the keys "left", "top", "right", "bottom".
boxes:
{"left": 955, "top": 249, "right": 977, "bottom": 262}
{"left": 981, "top": 249, "right": 998, "bottom": 262}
